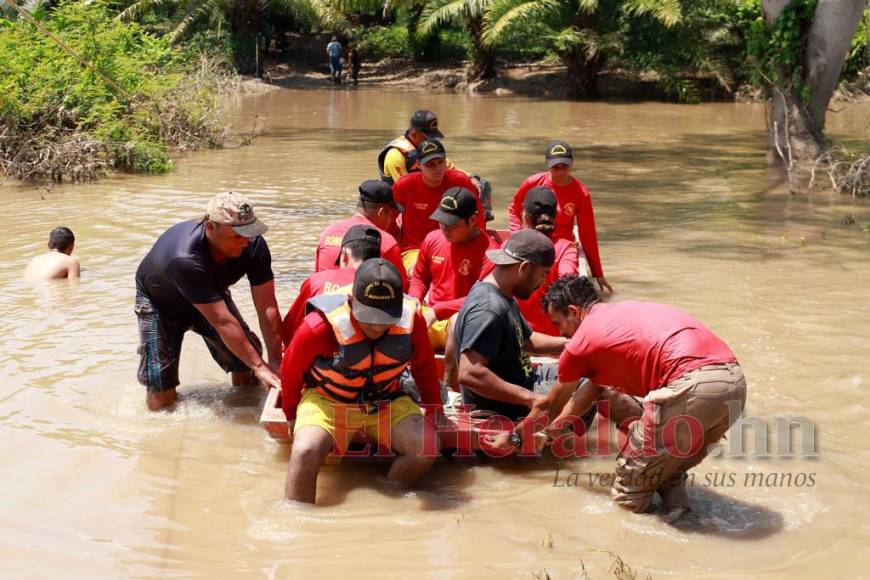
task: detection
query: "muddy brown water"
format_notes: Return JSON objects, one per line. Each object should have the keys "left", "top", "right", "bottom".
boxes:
{"left": 1, "top": 88, "right": 869, "bottom": 577}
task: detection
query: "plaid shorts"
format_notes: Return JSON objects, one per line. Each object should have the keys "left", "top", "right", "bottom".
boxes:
{"left": 135, "top": 290, "right": 263, "bottom": 393}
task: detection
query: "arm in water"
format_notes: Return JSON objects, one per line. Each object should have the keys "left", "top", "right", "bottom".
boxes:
{"left": 193, "top": 299, "right": 280, "bottom": 390}
{"left": 251, "top": 279, "right": 283, "bottom": 370}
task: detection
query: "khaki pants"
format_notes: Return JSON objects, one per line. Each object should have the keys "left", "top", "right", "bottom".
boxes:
{"left": 612, "top": 363, "right": 747, "bottom": 513}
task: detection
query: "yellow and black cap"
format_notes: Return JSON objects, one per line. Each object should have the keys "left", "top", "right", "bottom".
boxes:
{"left": 352, "top": 258, "right": 404, "bottom": 324}
{"left": 410, "top": 110, "right": 444, "bottom": 139}
{"left": 545, "top": 140, "right": 574, "bottom": 167}
{"left": 417, "top": 139, "right": 447, "bottom": 165}
{"left": 486, "top": 229, "right": 555, "bottom": 267}
{"left": 430, "top": 187, "right": 478, "bottom": 226}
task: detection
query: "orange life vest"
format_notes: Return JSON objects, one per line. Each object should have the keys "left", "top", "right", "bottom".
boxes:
{"left": 377, "top": 136, "right": 419, "bottom": 184}
{"left": 305, "top": 294, "right": 418, "bottom": 404}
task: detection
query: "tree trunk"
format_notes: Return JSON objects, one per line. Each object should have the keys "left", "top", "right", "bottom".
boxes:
{"left": 562, "top": 49, "right": 604, "bottom": 99}
{"left": 467, "top": 14, "right": 496, "bottom": 80}
{"left": 230, "top": 0, "right": 260, "bottom": 74}
{"left": 761, "top": 0, "right": 866, "bottom": 190}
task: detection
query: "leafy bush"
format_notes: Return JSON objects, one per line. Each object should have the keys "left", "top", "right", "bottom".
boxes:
{"left": 0, "top": 0, "right": 232, "bottom": 181}
{"left": 356, "top": 24, "right": 414, "bottom": 58}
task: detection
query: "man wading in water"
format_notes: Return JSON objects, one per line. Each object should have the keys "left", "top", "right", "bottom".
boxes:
{"left": 135, "top": 192, "right": 283, "bottom": 411}
{"left": 24, "top": 227, "right": 80, "bottom": 282}
{"left": 490, "top": 275, "right": 746, "bottom": 519}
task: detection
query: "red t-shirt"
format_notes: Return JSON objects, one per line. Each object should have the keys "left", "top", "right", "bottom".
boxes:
{"left": 281, "top": 268, "right": 355, "bottom": 348}
{"left": 507, "top": 172, "right": 604, "bottom": 277}
{"left": 516, "top": 239, "right": 578, "bottom": 336}
{"left": 558, "top": 301, "right": 737, "bottom": 397}
{"left": 281, "top": 310, "right": 443, "bottom": 420}
{"left": 478, "top": 237, "right": 578, "bottom": 335}
{"left": 409, "top": 229, "right": 495, "bottom": 320}
{"left": 392, "top": 170, "right": 483, "bottom": 251}
{"left": 314, "top": 213, "right": 408, "bottom": 289}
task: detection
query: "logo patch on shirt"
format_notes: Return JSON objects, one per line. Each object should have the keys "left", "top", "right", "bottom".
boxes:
{"left": 325, "top": 235, "right": 343, "bottom": 246}
{"left": 564, "top": 202, "right": 576, "bottom": 217}
{"left": 432, "top": 255, "right": 445, "bottom": 265}
{"left": 459, "top": 258, "right": 471, "bottom": 275}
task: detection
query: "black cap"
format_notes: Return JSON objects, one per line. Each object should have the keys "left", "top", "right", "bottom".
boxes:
{"left": 352, "top": 258, "right": 404, "bottom": 325}
{"left": 523, "top": 186, "right": 557, "bottom": 217}
{"left": 335, "top": 225, "right": 382, "bottom": 266}
{"left": 410, "top": 110, "right": 444, "bottom": 138}
{"left": 417, "top": 139, "right": 446, "bottom": 165}
{"left": 359, "top": 179, "right": 401, "bottom": 211}
{"left": 486, "top": 229, "right": 555, "bottom": 267}
{"left": 545, "top": 140, "right": 574, "bottom": 167}
{"left": 430, "top": 187, "right": 478, "bottom": 226}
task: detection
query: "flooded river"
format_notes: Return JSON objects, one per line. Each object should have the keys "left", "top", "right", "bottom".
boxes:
{"left": 1, "top": 87, "right": 869, "bottom": 578}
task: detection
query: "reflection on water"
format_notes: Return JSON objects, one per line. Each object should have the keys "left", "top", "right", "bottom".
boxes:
{"left": 0, "top": 89, "right": 868, "bottom": 577}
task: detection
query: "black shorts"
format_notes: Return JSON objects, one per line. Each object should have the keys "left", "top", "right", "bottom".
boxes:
{"left": 135, "top": 290, "right": 263, "bottom": 393}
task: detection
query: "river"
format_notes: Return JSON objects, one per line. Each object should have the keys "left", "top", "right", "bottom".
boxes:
{"left": 1, "top": 87, "right": 869, "bottom": 577}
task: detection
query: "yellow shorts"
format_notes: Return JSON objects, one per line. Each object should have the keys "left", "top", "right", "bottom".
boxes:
{"left": 423, "top": 309, "right": 457, "bottom": 351}
{"left": 294, "top": 389, "right": 423, "bottom": 454}
{"left": 401, "top": 249, "right": 420, "bottom": 278}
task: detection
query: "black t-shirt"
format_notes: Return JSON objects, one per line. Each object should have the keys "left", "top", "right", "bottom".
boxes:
{"left": 454, "top": 280, "right": 535, "bottom": 420}
{"left": 135, "top": 220, "right": 273, "bottom": 323}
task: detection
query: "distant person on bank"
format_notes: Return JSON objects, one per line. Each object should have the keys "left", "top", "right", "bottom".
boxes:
{"left": 348, "top": 46, "right": 361, "bottom": 86}
{"left": 491, "top": 275, "right": 746, "bottom": 518}
{"left": 24, "top": 227, "right": 80, "bottom": 281}
{"left": 326, "top": 36, "right": 343, "bottom": 84}
{"left": 135, "top": 193, "right": 283, "bottom": 412}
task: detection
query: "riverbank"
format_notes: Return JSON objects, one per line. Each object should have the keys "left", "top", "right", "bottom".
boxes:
{"left": 263, "top": 54, "right": 737, "bottom": 102}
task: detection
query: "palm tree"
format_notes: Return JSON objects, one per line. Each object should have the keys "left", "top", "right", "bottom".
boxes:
{"left": 117, "top": 0, "right": 325, "bottom": 72}
{"left": 0, "top": 0, "right": 50, "bottom": 21}
{"left": 415, "top": 0, "right": 497, "bottom": 80}
{"left": 484, "top": 0, "right": 683, "bottom": 98}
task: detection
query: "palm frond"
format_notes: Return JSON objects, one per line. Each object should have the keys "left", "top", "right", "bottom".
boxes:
{"left": 624, "top": 0, "right": 681, "bottom": 27}
{"left": 168, "top": 0, "right": 227, "bottom": 43}
{"left": 576, "top": 0, "right": 596, "bottom": 14}
{"left": 116, "top": 0, "right": 178, "bottom": 22}
{"left": 482, "top": 0, "right": 559, "bottom": 46}
{"left": 416, "top": 0, "right": 469, "bottom": 39}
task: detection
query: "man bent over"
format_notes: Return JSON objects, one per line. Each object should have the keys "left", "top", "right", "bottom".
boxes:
{"left": 495, "top": 275, "right": 746, "bottom": 518}
{"left": 135, "top": 193, "right": 282, "bottom": 411}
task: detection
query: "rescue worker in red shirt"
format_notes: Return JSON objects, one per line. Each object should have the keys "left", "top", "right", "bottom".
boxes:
{"left": 409, "top": 187, "right": 494, "bottom": 350}
{"left": 507, "top": 140, "right": 612, "bottom": 294}
{"left": 392, "top": 139, "right": 482, "bottom": 276}
{"left": 377, "top": 110, "right": 444, "bottom": 185}
{"left": 282, "top": 225, "right": 381, "bottom": 348}
{"left": 282, "top": 259, "right": 443, "bottom": 503}
{"left": 492, "top": 275, "right": 746, "bottom": 519}
{"left": 314, "top": 180, "right": 408, "bottom": 290}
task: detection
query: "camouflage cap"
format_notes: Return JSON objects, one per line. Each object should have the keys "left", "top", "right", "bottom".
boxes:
{"left": 206, "top": 192, "right": 268, "bottom": 238}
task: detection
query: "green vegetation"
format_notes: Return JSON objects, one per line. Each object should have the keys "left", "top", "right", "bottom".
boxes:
{"left": 0, "top": 0, "right": 235, "bottom": 181}
{"left": 1, "top": 0, "right": 867, "bottom": 185}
